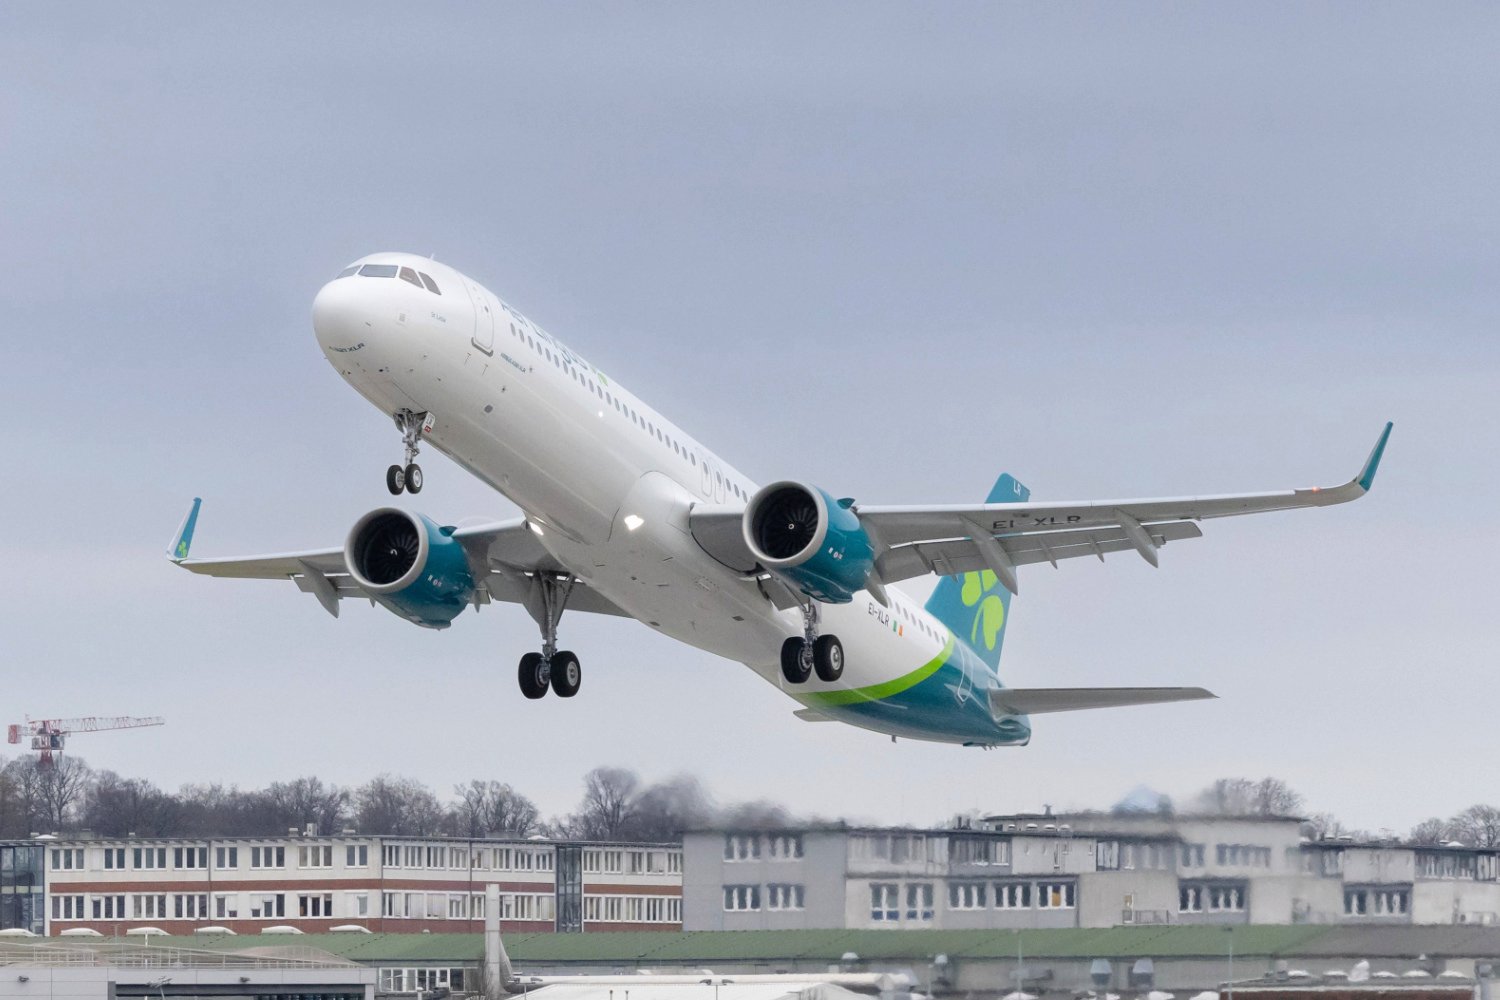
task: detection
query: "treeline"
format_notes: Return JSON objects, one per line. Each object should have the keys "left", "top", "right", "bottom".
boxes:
{"left": 0, "top": 757, "right": 798, "bottom": 842}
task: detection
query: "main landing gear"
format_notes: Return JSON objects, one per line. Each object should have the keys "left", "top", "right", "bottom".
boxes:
{"left": 517, "top": 574, "right": 583, "bottom": 699}
{"left": 780, "top": 601, "right": 844, "bottom": 685}
{"left": 386, "top": 409, "right": 427, "bottom": 495}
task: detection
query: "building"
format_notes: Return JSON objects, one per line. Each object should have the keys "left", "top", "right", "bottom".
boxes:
{"left": 2, "top": 833, "right": 681, "bottom": 937}
{"left": 682, "top": 813, "right": 1500, "bottom": 932}
{"left": 0, "top": 937, "right": 376, "bottom": 1000}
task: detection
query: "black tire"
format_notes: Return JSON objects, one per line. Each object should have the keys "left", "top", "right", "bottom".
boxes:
{"left": 518, "top": 652, "right": 549, "bottom": 699}
{"left": 386, "top": 464, "right": 405, "bottom": 495}
{"left": 813, "top": 634, "right": 844, "bottom": 682}
{"left": 405, "top": 463, "right": 423, "bottom": 494}
{"left": 550, "top": 651, "right": 581, "bottom": 697}
{"left": 780, "top": 637, "right": 812, "bottom": 684}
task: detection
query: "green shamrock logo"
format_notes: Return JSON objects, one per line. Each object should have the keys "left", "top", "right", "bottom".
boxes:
{"left": 960, "top": 571, "right": 1006, "bottom": 650}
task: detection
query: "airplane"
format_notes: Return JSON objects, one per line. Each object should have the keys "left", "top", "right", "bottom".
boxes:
{"left": 169, "top": 252, "right": 1392, "bottom": 747}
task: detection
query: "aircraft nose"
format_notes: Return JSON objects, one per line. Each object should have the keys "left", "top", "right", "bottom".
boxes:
{"left": 312, "top": 277, "right": 373, "bottom": 351}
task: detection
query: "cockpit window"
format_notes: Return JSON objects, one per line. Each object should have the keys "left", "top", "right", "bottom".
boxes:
{"left": 336, "top": 265, "right": 359, "bottom": 279}
{"left": 398, "top": 266, "right": 423, "bottom": 287}
{"left": 418, "top": 272, "right": 441, "bottom": 294}
{"left": 358, "top": 264, "right": 399, "bottom": 278}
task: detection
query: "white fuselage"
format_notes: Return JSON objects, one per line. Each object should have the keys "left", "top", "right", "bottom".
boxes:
{"left": 312, "top": 253, "right": 999, "bottom": 743}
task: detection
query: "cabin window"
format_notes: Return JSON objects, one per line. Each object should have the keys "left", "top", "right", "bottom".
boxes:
{"left": 336, "top": 265, "right": 359, "bottom": 278}
{"left": 419, "top": 272, "right": 441, "bottom": 294}
{"left": 358, "top": 264, "right": 398, "bottom": 278}
{"left": 399, "top": 266, "right": 423, "bottom": 287}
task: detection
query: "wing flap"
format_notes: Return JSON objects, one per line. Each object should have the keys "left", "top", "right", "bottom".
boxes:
{"left": 876, "top": 521, "right": 1203, "bottom": 583}
{"left": 989, "top": 686, "right": 1216, "bottom": 717}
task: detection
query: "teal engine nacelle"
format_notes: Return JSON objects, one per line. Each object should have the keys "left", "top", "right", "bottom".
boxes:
{"left": 743, "top": 481, "right": 875, "bottom": 604}
{"left": 344, "top": 509, "right": 475, "bottom": 629}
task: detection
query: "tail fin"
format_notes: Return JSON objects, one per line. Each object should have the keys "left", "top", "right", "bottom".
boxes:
{"left": 924, "top": 473, "right": 1028, "bottom": 670}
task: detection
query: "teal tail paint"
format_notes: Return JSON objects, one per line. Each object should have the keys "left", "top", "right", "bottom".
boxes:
{"left": 923, "top": 473, "right": 1029, "bottom": 671}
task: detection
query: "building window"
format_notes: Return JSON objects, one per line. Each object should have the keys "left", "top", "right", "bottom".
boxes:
{"left": 383, "top": 845, "right": 401, "bottom": 867}
{"left": 102, "top": 847, "right": 126, "bottom": 870}
{"left": 1097, "top": 841, "right": 1120, "bottom": 870}
{"left": 132, "top": 894, "right": 168, "bottom": 919}
{"left": 723, "top": 885, "right": 760, "bottom": 911}
{"left": 724, "top": 835, "right": 760, "bottom": 861}
{"left": 346, "top": 844, "right": 368, "bottom": 868}
{"left": 1037, "top": 882, "right": 1076, "bottom": 909}
{"left": 91, "top": 895, "right": 126, "bottom": 920}
{"left": 299, "top": 845, "right": 333, "bottom": 868}
{"left": 1345, "top": 889, "right": 1368, "bottom": 915}
{"left": 250, "top": 846, "right": 285, "bottom": 869}
{"left": 1209, "top": 885, "right": 1245, "bottom": 911}
{"left": 951, "top": 836, "right": 1008, "bottom": 865}
{"left": 215, "top": 846, "right": 238, "bottom": 869}
{"left": 250, "top": 893, "right": 286, "bottom": 918}
{"left": 949, "top": 882, "right": 988, "bottom": 910}
{"left": 768, "top": 835, "right": 804, "bottom": 860}
{"left": 905, "top": 883, "right": 935, "bottom": 921}
{"left": 870, "top": 883, "right": 899, "bottom": 921}
{"left": 174, "top": 847, "right": 208, "bottom": 870}
{"left": 767, "top": 883, "right": 805, "bottom": 910}
{"left": 1180, "top": 843, "right": 1206, "bottom": 868}
{"left": 298, "top": 893, "right": 334, "bottom": 917}
{"left": 995, "top": 882, "right": 1031, "bottom": 909}
{"left": 214, "top": 893, "right": 239, "bottom": 919}
{"left": 133, "top": 847, "right": 167, "bottom": 870}
{"left": 51, "top": 848, "right": 85, "bottom": 871}
{"left": 1180, "top": 885, "right": 1203, "bottom": 912}
{"left": 173, "top": 893, "right": 209, "bottom": 919}
{"left": 52, "top": 895, "right": 86, "bottom": 920}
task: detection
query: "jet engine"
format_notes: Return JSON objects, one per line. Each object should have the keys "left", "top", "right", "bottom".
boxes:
{"left": 344, "top": 508, "right": 475, "bottom": 628}
{"left": 743, "top": 481, "right": 875, "bottom": 604}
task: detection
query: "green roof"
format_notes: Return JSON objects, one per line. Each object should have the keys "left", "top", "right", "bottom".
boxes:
{"left": 138, "top": 926, "right": 1337, "bottom": 965}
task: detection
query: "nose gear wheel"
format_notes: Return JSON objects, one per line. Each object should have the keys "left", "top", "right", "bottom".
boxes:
{"left": 386, "top": 409, "right": 427, "bottom": 494}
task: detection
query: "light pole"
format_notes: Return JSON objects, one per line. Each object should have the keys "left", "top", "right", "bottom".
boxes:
{"left": 1223, "top": 926, "right": 1234, "bottom": 1000}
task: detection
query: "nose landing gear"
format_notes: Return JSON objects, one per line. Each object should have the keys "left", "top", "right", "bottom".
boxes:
{"left": 517, "top": 574, "right": 583, "bottom": 699}
{"left": 386, "top": 409, "right": 427, "bottom": 495}
{"left": 780, "top": 601, "right": 844, "bottom": 685}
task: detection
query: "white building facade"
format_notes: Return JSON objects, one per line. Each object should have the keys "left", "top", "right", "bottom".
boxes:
{"left": 13, "top": 834, "right": 682, "bottom": 937}
{"left": 682, "top": 814, "right": 1500, "bottom": 931}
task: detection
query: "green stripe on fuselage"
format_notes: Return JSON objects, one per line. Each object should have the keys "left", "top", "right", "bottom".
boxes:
{"left": 797, "top": 636, "right": 956, "bottom": 707}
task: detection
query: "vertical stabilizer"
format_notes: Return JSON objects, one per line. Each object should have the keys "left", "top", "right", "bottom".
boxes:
{"left": 924, "top": 473, "right": 1028, "bottom": 671}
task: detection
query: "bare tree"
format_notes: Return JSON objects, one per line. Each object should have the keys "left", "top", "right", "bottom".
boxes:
{"left": 1192, "top": 777, "right": 1304, "bottom": 817}
{"left": 1252, "top": 777, "right": 1304, "bottom": 816}
{"left": 451, "top": 781, "right": 541, "bottom": 838}
{"left": 265, "top": 777, "right": 349, "bottom": 835}
{"left": 719, "top": 799, "right": 794, "bottom": 829}
{"left": 354, "top": 775, "right": 444, "bottom": 836}
{"left": 1452, "top": 805, "right": 1500, "bottom": 848}
{"left": 1409, "top": 816, "right": 1457, "bottom": 845}
{"left": 36, "top": 757, "right": 91, "bottom": 831}
{"left": 562, "top": 767, "right": 640, "bottom": 840}
{"left": 83, "top": 772, "right": 178, "bottom": 836}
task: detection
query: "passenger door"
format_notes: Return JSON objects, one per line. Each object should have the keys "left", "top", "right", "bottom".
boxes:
{"left": 466, "top": 282, "right": 495, "bottom": 354}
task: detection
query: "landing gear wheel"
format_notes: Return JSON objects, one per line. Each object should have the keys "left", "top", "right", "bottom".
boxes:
{"left": 518, "top": 652, "right": 549, "bottom": 699}
{"left": 780, "top": 637, "right": 812, "bottom": 684}
{"left": 386, "top": 464, "right": 405, "bottom": 495}
{"left": 405, "top": 463, "right": 423, "bottom": 494}
{"left": 549, "top": 651, "right": 581, "bottom": 698}
{"left": 813, "top": 634, "right": 844, "bottom": 682}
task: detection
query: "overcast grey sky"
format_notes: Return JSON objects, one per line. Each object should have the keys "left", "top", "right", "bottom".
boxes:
{"left": 3, "top": 4, "right": 1496, "bottom": 834}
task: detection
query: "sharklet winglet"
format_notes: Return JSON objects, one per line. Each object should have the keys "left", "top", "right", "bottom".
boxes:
{"left": 1356, "top": 421, "right": 1394, "bottom": 493}
{"left": 168, "top": 498, "right": 202, "bottom": 563}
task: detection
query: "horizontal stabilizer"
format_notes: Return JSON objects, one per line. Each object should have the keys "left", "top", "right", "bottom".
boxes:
{"left": 793, "top": 708, "right": 837, "bottom": 723}
{"left": 989, "top": 686, "right": 1215, "bottom": 717}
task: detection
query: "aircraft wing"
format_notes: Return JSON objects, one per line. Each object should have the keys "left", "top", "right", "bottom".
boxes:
{"left": 690, "top": 423, "right": 1390, "bottom": 595}
{"left": 168, "top": 502, "right": 628, "bottom": 618}
{"left": 989, "top": 686, "right": 1216, "bottom": 717}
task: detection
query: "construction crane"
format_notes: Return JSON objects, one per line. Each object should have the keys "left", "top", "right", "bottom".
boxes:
{"left": 6, "top": 716, "right": 165, "bottom": 765}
